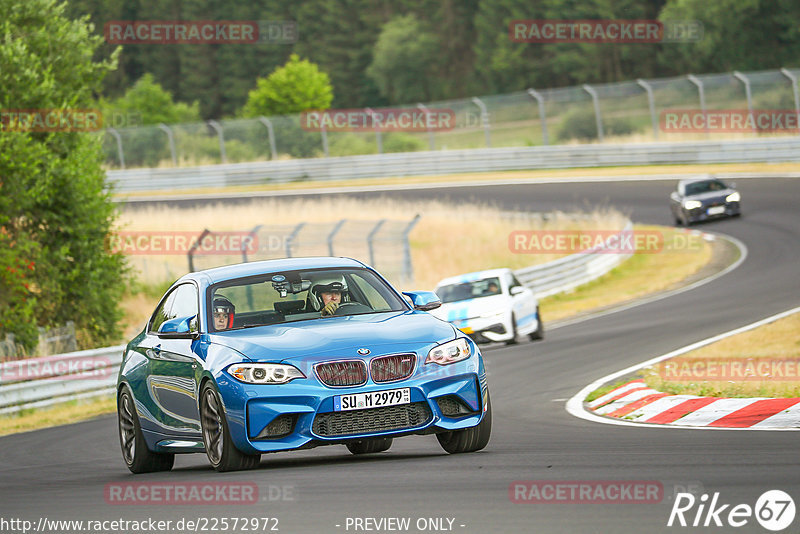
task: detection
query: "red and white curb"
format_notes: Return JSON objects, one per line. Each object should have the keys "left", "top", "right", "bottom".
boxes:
{"left": 566, "top": 305, "right": 800, "bottom": 431}
{"left": 588, "top": 379, "right": 800, "bottom": 429}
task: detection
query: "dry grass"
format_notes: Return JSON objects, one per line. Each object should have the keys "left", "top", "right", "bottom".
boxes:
{"left": 541, "top": 225, "right": 712, "bottom": 322}
{"left": 115, "top": 161, "right": 800, "bottom": 199}
{"left": 0, "top": 395, "right": 116, "bottom": 437}
{"left": 642, "top": 312, "right": 800, "bottom": 398}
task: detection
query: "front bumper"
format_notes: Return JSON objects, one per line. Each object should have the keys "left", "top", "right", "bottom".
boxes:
{"left": 450, "top": 313, "right": 512, "bottom": 343}
{"left": 685, "top": 201, "right": 741, "bottom": 223}
{"left": 216, "top": 354, "right": 489, "bottom": 454}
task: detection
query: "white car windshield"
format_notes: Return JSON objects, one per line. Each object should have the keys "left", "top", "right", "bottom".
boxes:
{"left": 436, "top": 277, "right": 502, "bottom": 303}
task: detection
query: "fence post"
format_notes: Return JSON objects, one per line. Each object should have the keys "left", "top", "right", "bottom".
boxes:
{"left": 327, "top": 219, "right": 347, "bottom": 256}
{"left": 242, "top": 225, "right": 261, "bottom": 263}
{"left": 157, "top": 123, "right": 178, "bottom": 166}
{"left": 401, "top": 214, "right": 421, "bottom": 283}
{"left": 687, "top": 74, "right": 709, "bottom": 138}
{"left": 526, "top": 88, "right": 548, "bottom": 145}
{"left": 367, "top": 219, "right": 386, "bottom": 266}
{"left": 636, "top": 79, "right": 659, "bottom": 140}
{"left": 106, "top": 128, "right": 125, "bottom": 169}
{"left": 780, "top": 68, "right": 800, "bottom": 136}
{"left": 187, "top": 229, "right": 211, "bottom": 271}
{"left": 321, "top": 122, "right": 329, "bottom": 157}
{"left": 733, "top": 71, "right": 756, "bottom": 133}
{"left": 207, "top": 120, "right": 228, "bottom": 163}
{"left": 365, "top": 108, "right": 383, "bottom": 154}
{"left": 258, "top": 117, "right": 278, "bottom": 159}
{"left": 471, "top": 97, "right": 491, "bottom": 147}
{"left": 417, "top": 103, "right": 435, "bottom": 150}
{"left": 582, "top": 84, "right": 604, "bottom": 141}
{"left": 286, "top": 222, "right": 305, "bottom": 258}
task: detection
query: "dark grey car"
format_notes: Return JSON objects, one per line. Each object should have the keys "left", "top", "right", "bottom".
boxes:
{"left": 669, "top": 177, "right": 741, "bottom": 226}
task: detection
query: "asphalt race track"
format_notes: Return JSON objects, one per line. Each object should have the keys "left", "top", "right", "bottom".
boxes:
{"left": 2, "top": 177, "right": 799, "bottom": 533}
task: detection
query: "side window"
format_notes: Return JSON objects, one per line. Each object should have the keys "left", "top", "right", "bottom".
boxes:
{"left": 149, "top": 289, "right": 177, "bottom": 333}
{"left": 170, "top": 284, "right": 199, "bottom": 332}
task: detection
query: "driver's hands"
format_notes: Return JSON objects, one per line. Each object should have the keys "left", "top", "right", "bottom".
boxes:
{"left": 321, "top": 301, "right": 339, "bottom": 317}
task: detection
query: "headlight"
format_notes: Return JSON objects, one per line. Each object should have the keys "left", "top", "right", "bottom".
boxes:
{"left": 426, "top": 338, "right": 472, "bottom": 366}
{"left": 683, "top": 200, "right": 702, "bottom": 210}
{"left": 726, "top": 192, "right": 740, "bottom": 202}
{"left": 227, "top": 363, "right": 305, "bottom": 384}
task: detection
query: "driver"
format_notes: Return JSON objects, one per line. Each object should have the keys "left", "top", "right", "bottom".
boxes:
{"left": 309, "top": 276, "right": 349, "bottom": 317}
{"left": 212, "top": 296, "right": 235, "bottom": 330}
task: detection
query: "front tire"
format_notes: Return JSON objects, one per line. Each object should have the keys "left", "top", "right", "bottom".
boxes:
{"left": 504, "top": 314, "right": 519, "bottom": 345}
{"left": 529, "top": 307, "right": 544, "bottom": 341}
{"left": 436, "top": 393, "right": 492, "bottom": 454}
{"left": 200, "top": 382, "right": 261, "bottom": 472}
{"left": 118, "top": 386, "right": 174, "bottom": 474}
{"left": 346, "top": 438, "right": 393, "bottom": 455}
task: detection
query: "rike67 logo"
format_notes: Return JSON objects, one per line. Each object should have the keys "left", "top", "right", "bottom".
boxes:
{"left": 668, "top": 490, "right": 795, "bottom": 531}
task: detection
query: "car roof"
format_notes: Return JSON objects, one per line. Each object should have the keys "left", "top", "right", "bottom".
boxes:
{"left": 177, "top": 257, "right": 367, "bottom": 285}
{"left": 435, "top": 268, "right": 511, "bottom": 287}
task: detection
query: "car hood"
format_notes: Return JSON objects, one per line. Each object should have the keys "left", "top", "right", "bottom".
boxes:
{"left": 208, "top": 310, "right": 456, "bottom": 363}
{"left": 686, "top": 189, "right": 735, "bottom": 202}
{"left": 428, "top": 295, "right": 508, "bottom": 322}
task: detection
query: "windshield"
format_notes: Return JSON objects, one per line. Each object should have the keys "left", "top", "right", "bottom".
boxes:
{"left": 685, "top": 180, "right": 728, "bottom": 196}
{"left": 436, "top": 277, "right": 502, "bottom": 304}
{"left": 207, "top": 268, "right": 406, "bottom": 331}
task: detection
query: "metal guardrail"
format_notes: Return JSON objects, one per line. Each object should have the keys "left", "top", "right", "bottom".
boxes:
{"left": 514, "top": 221, "right": 634, "bottom": 298}
{"left": 108, "top": 137, "right": 800, "bottom": 193}
{"left": 1, "top": 221, "right": 631, "bottom": 415}
{"left": 0, "top": 345, "right": 124, "bottom": 415}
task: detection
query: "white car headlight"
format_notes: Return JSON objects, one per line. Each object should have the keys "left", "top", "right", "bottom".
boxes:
{"left": 227, "top": 363, "right": 305, "bottom": 384}
{"left": 426, "top": 338, "right": 472, "bottom": 366}
{"left": 726, "top": 192, "right": 741, "bottom": 202}
{"left": 683, "top": 200, "right": 702, "bottom": 210}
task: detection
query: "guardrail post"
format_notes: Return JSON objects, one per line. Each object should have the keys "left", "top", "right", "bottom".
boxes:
{"left": 207, "top": 120, "right": 227, "bottom": 163}
{"left": 367, "top": 219, "right": 386, "bottom": 266}
{"left": 471, "top": 97, "right": 491, "bottom": 147}
{"left": 780, "top": 68, "right": 800, "bottom": 136}
{"left": 286, "top": 222, "right": 305, "bottom": 258}
{"left": 258, "top": 117, "right": 278, "bottom": 159}
{"left": 687, "top": 75, "right": 709, "bottom": 138}
{"left": 327, "top": 219, "right": 347, "bottom": 256}
{"left": 526, "top": 89, "right": 549, "bottom": 145}
{"left": 636, "top": 79, "right": 659, "bottom": 140}
{"left": 105, "top": 128, "right": 125, "bottom": 169}
{"left": 582, "top": 84, "right": 604, "bottom": 141}
{"left": 365, "top": 108, "right": 383, "bottom": 154}
{"left": 417, "top": 103, "right": 435, "bottom": 150}
{"left": 401, "top": 214, "right": 421, "bottom": 282}
{"left": 733, "top": 71, "right": 756, "bottom": 134}
{"left": 157, "top": 123, "right": 178, "bottom": 166}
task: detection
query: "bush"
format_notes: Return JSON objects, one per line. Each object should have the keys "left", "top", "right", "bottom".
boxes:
{"left": 556, "top": 108, "right": 636, "bottom": 142}
{"left": 383, "top": 132, "right": 426, "bottom": 153}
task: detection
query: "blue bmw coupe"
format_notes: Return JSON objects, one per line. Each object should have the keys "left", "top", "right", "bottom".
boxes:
{"left": 117, "top": 257, "right": 491, "bottom": 472}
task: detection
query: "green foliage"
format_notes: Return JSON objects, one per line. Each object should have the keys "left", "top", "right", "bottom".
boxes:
{"left": 102, "top": 74, "right": 201, "bottom": 127}
{"left": 366, "top": 15, "right": 441, "bottom": 103}
{"left": 241, "top": 54, "right": 334, "bottom": 118}
{"left": 0, "top": 0, "right": 127, "bottom": 350}
{"left": 383, "top": 132, "right": 426, "bottom": 153}
{"left": 556, "top": 108, "right": 636, "bottom": 142}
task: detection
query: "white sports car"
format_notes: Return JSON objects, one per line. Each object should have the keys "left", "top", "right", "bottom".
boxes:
{"left": 430, "top": 268, "right": 542, "bottom": 345}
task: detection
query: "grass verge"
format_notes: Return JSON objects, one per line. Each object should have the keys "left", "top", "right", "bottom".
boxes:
{"left": 640, "top": 311, "right": 800, "bottom": 398}
{"left": 0, "top": 395, "right": 116, "bottom": 437}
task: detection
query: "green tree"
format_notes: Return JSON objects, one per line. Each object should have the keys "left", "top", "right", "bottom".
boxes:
{"left": 0, "top": 0, "right": 127, "bottom": 350}
{"left": 102, "top": 73, "right": 201, "bottom": 126}
{"left": 240, "top": 54, "right": 334, "bottom": 117}
{"left": 366, "top": 15, "right": 442, "bottom": 103}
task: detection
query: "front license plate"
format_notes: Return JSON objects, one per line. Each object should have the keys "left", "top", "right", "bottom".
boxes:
{"left": 334, "top": 388, "right": 410, "bottom": 412}
{"left": 707, "top": 206, "right": 725, "bottom": 215}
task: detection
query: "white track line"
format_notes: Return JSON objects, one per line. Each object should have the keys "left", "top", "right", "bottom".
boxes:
{"left": 565, "top": 305, "right": 800, "bottom": 431}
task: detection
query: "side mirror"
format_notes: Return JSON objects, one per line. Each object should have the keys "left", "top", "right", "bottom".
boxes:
{"left": 510, "top": 286, "right": 525, "bottom": 296}
{"left": 402, "top": 291, "right": 442, "bottom": 311}
{"left": 158, "top": 316, "right": 198, "bottom": 339}
{"left": 670, "top": 192, "right": 680, "bottom": 201}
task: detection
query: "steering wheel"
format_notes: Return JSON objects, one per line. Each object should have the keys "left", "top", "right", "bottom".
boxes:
{"left": 333, "top": 302, "right": 372, "bottom": 316}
